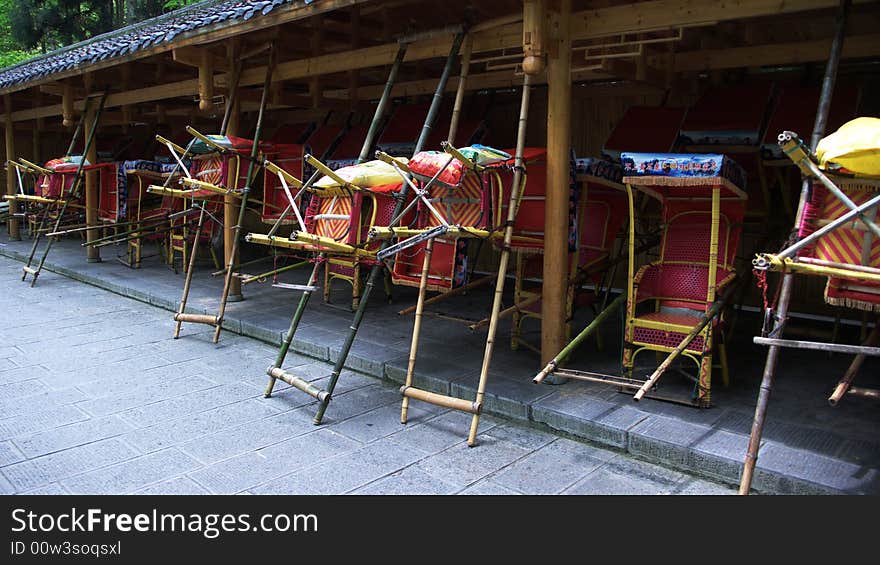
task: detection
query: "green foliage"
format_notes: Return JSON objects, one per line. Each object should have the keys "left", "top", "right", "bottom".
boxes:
{"left": 0, "top": 0, "right": 203, "bottom": 69}
{"left": 8, "top": 1, "right": 116, "bottom": 51}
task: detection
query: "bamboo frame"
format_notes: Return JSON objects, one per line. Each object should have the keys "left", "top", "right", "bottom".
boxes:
{"left": 171, "top": 47, "right": 277, "bottom": 343}
{"left": 396, "top": 275, "right": 494, "bottom": 316}
{"left": 260, "top": 34, "right": 437, "bottom": 415}
{"left": 828, "top": 321, "right": 879, "bottom": 405}
{"left": 21, "top": 93, "right": 107, "bottom": 287}
{"left": 754, "top": 254, "right": 880, "bottom": 283}
{"left": 779, "top": 132, "right": 880, "bottom": 240}
{"left": 739, "top": 0, "right": 851, "bottom": 496}
{"left": 533, "top": 293, "right": 626, "bottom": 383}
{"left": 633, "top": 296, "right": 727, "bottom": 401}
{"left": 396, "top": 73, "right": 533, "bottom": 447}
{"left": 310, "top": 32, "right": 465, "bottom": 426}
{"left": 212, "top": 46, "right": 277, "bottom": 343}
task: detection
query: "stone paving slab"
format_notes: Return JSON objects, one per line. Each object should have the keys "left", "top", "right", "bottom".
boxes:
{"left": 562, "top": 457, "right": 690, "bottom": 495}
{"left": 0, "top": 388, "right": 87, "bottom": 419}
{"left": 13, "top": 415, "right": 136, "bottom": 458}
{"left": 414, "top": 436, "right": 534, "bottom": 488}
{"left": 250, "top": 438, "right": 425, "bottom": 495}
{"left": 0, "top": 404, "right": 91, "bottom": 441}
{"left": 191, "top": 428, "right": 362, "bottom": 494}
{"left": 176, "top": 407, "right": 323, "bottom": 466}
{"left": 0, "top": 246, "right": 873, "bottom": 494}
{"left": 3, "top": 438, "right": 140, "bottom": 491}
{"left": 121, "top": 398, "right": 280, "bottom": 454}
{"left": 491, "top": 438, "right": 616, "bottom": 495}
{"left": 134, "top": 476, "right": 211, "bottom": 495}
{"left": 351, "top": 465, "right": 461, "bottom": 495}
{"left": 61, "top": 448, "right": 203, "bottom": 494}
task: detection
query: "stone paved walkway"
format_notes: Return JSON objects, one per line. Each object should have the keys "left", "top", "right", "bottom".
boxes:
{"left": 0, "top": 255, "right": 733, "bottom": 495}
{"left": 0, "top": 233, "right": 877, "bottom": 495}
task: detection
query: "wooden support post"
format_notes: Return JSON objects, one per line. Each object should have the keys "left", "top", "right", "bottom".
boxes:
{"left": 348, "top": 8, "right": 361, "bottom": 110}
{"left": 309, "top": 17, "right": 323, "bottom": 108}
{"left": 33, "top": 93, "right": 42, "bottom": 164}
{"left": 62, "top": 83, "right": 74, "bottom": 128}
{"left": 224, "top": 42, "right": 243, "bottom": 301}
{"left": 84, "top": 99, "right": 100, "bottom": 262}
{"left": 198, "top": 49, "right": 214, "bottom": 112}
{"left": 541, "top": 0, "right": 571, "bottom": 367}
{"left": 5, "top": 95, "right": 20, "bottom": 240}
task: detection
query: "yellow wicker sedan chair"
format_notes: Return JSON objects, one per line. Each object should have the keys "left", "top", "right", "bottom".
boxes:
{"left": 506, "top": 154, "right": 628, "bottom": 353}
{"left": 247, "top": 154, "right": 409, "bottom": 306}
{"left": 381, "top": 145, "right": 506, "bottom": 295}
{"left": 148, "top": 132, "right": 259, "bottom": 272}
{"left": 752, "top": 119, "right": 880, "bottom": 404}
{"left": 621, "top": 152, "right": 748, "bottom": 407}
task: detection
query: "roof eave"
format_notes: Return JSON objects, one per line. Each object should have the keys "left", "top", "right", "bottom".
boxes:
{"left": 0, "top": 0, "right": 366, "bottom": 97}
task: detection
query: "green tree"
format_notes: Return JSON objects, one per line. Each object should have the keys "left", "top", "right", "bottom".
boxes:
{"left": 0, "top": 0, "right": 38, "bottom": 67}
{"left": 10, "top": 1, "right": 114, "bottom": 52}
{"left": 0, "top": 0, "right": 202, "bottom": 68}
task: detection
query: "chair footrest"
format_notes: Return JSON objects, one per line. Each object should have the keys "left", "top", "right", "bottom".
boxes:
{"left": 22, "top": 266, "right": 37, "bottom": 275}
{"left": 272, "top": 283, "right": 318, "bottom": 292}
{"left": 551, "top": 369, "right": 645, "bottom": 389}
{"left": 267, "top": 367, "right": 329, "bottom": 401}
{"left": 174, "top": 313, "right": 219, "bottom": 325}
{"left": 400, "top": 385, "right": 480, "bottom": 414}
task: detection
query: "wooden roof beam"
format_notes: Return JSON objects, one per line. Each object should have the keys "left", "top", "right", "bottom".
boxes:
{"left": 657, "top": 33, "right": 880, "bottom": 72}
{"left": 172, "top": 46, "right": 228, "bottom": 71}
{"left": 324, "top": 67, "right": 616, "bottom": 100}
{"left": 8, "top": 0, "right": 870, "bottom": 122}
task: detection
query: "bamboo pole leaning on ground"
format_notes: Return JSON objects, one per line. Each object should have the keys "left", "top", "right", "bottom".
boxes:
{"left": 172, "top": 48, "right": 276, "bottom": 341}
{"left": 828, "top": 321, "right": 880, "bottom": 405}
{"left": 22, "top": 93, "right": 107, "bottom": 287}
{"left": 310, "top": 32, "right": 466, "bottom": 426}
{"left": 739, "top": 0, "right": 851, "bottom": 496}
{"left": 464, "top": 73, "right": 532, "bottom": 446}
{"left": 263, "top": 39, "right": 412, "bottom": 402}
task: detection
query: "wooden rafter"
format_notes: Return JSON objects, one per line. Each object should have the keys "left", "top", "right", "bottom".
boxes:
{"left": 3, "top": 0, "right": 875, "bottom": 122}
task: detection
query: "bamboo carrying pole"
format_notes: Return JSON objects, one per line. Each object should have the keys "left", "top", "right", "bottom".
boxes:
{"left": 399, "top": 35, "right": 474, "bottom": 425}
{"left": 172, "top": 206, "right": 207, "bottom": 338}
{"left": 465, "top": 73, "right": 533, "bottom": 446}
{"left": 400, "top": 237, "right": 434, "bottom": 424}
{"left": 739, "top": 0, "right": 851, "bottom": 496}
{"left": 212, "top": 46, "right": 277, "bottom": 343}
{"left": 22, "top": 93, "right": 107, "bottom": 287}
{"left": 310, "top": 33, "right": 465, "bottom": 426}
{"left": 264, "top": 261, "right": 322, "bottom": 398}
{"left": 263, "top": 39, "right": 413, "bottom": 402}
{"left": 828, "top": 321, "right": 879, "bottom": 405}
{"left": 447, "top": 36, "right": 472, "bottom": 145}
{"left": 359, "top": 45, "right": 406, "bottom": 163}
{"left": 533, "top": 293, "right": 626, "bottom": 384}
{"left": 541, "top": 0, "right": 572, "bottom": 366}
{"left": 171, "top": 48, "right": 271, "bottom": 341}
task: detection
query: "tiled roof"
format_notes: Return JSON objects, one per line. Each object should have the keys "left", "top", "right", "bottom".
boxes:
{"left": 0, "top": 0, "right": 309, "bottom": 90}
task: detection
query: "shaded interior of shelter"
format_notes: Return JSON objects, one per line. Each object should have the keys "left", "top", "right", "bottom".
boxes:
{"left": 1, "top": 231, "right": 876, "bottom": 482}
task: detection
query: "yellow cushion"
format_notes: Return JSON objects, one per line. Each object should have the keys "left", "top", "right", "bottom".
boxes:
{"left": 314, "top": 158, "right": 408, "bottom": 189}
{"left": 816, "top": 117, "right": 880, "bottom": 176}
